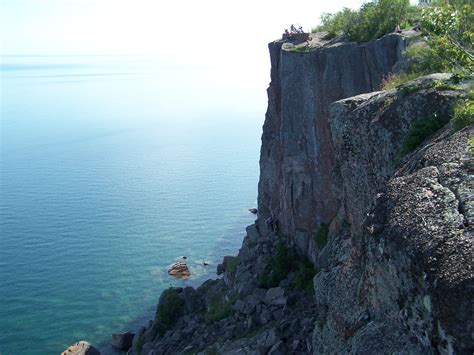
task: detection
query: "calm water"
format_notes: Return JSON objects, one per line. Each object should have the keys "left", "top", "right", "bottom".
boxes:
{"left": 0, "top": 56, "right": 263, "bottom": 354}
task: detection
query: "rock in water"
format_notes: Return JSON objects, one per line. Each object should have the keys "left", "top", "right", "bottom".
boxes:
{"left": 168, "top": 262, "right": 190, "bottom": 277}
{"left": 61, "top": 341, "right": 100, "bottom": 355}
{"left": 111, "top": 332, "right": 135, "bottom": 350}
{"left": 248, "top": 208, "right": 258, "bottom": 214}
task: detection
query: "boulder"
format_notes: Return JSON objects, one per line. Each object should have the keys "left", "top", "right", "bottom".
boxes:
{"left": 167, "top": 262, "right": 190, "bottom": 277}
{"left": 61, "top": 341, "right": 100, "bottom": 355}
{"left": 111, "top": 332, "right": 134, "bottom": 351}
{"left": 265, "top": 287, "right": 286, "bottom": 306}
{"left": 248, "top": 208, "right": 258, "bottom": 214}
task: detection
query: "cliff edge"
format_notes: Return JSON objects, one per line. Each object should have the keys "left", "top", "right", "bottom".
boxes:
{"left": 125, "top": 33, "right": 473, "bottom": 355}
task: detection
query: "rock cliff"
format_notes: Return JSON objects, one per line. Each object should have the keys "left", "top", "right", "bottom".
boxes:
{"left": 125, "top": 33, "right": 473, "bottom": 355}
{"left": 259, "top": 32, "right": 407, "bottom": 262}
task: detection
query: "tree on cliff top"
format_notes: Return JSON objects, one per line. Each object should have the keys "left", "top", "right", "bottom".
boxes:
{"left": 313, "top": 0, "right": 416, "bottom": 43}
{"left": 420, "top": 0, "right": 473, "bottom": 73}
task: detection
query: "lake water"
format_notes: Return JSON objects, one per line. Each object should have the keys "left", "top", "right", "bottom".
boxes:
{"left": 0, "top": 55, "right": 264, "bottom": 354}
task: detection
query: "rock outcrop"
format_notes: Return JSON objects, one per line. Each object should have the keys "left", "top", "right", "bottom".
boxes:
{"left": 62, "top": 341, "right": 100, "bottom": 355}
{"left": 258, "top": 32, "right": 408, "bottom": 262}
{"left": 313, "top": 75, "right": 472, "bottom": 354}
{"left": 167, "top": 262, "right": 190, "bottom": 277}
{"left": 124, "top": 33, "right": 473, "bottom": 354}
{"left": 111, "top": 332, "right": 135, "bottom": 351}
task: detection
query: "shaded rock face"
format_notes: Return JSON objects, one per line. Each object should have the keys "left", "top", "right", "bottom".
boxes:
{"left": 111, "top": 332, "right": 134, "bottom": 351}
{"left": 312, "top": 82, "right": 472, "bottom": 354}
{"left": 330, "top": 73, "right": 461, "bottom": 237}
{"left": 258, "top": 33, "right": 407, "bottom": 260}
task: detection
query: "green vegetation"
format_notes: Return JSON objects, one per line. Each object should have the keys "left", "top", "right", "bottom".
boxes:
{"left": 468, "top": 137, "right": 474, "bottom": 153}
{"left": 293, "top": 259, "right": 319, "bottom": 291}
{"left": 287, "top": 43, "right": 311, "bottom": 53}
{"left": 420, "top": 0, "right": 473, "bottom": 74}
{"left": 398, "top": 112, "right": 449, "bottom": 156}
{"left": 313, "top": 0, "right": 473, "bottom": 90}
{"left": 452, "top": 97, "right": 474, "bottom": 131}
{"left": 381, "top": 73, "right": 421, "bottom": 90}
{"left": 313, "top": 0, "right": 417, "bottom": 43}
{"left": 135, "top": 332, "right": 144, "bottom": 354}
{"left": 157, "top": 288, "right": 184, "bottom": 329}
{"left": 226, "top": 256, "right": 240, "bottom": 273}
{"left": 383, "top": 97, "right": 395, "bottom": 107}
{"left": 382, "top": 0, "right": 473, "bottom": 89}
{"left": 260, "top": 241, "right": 292, "bottom": 288}
{"left": 203, "top": 346, "right": 218, "bottom": 355}
{"left": 260, "top": 241, "right": 319, "bottom": 292}
{"left": 313, "top": 223, "right": 329, "bottom": 248}
{"left": 205, "top": 297, "right": 232, "bottom": 324}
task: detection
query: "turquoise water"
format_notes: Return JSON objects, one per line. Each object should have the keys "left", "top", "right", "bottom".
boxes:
{"left": 0, "top": 56, "right": 263, "bottom": 354}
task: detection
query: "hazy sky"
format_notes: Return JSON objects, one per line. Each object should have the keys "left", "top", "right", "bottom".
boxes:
{"left": 0, "top": 0, "right": 368, "bottom": 57}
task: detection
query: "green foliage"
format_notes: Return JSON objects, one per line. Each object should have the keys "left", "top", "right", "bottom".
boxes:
{"left": 157, "top": 288, "right": 184, "bottom": 329}
{"left": 293, "top": 259, "right": 319, "bottom": 291}
{"left": 204, "top": 346, "right": 218, "bottom": 355}
{"left": 135, "top": 332, "right": 144, "bottom": 354}
{"left": 420, "top": 1, "right": 473, "bottom": 74}
{"left": 381, "top": 1, "right": 473, "bottom": 90}
{"left": 398, "top": 112, "right": 450, "bottom": 156}
{"left": 313, "top": 0, "right": 415, "bottom": 43}
{"left": 206, "top": 299, "right": 232, "bottom": 324}
{"left": 381, "top": 72, "right": 422, "bottom": 90}
{"left": 468, "top": 137, "right": 474, "bottom": 153}
{"left": 260, "top": 240, "right": 320, "bottom": 292}
{"left": 313, "top": 223, "right": 329, "bottom": 248}
{"left": 226, "top": 256, "right": 239, "bottom": 273}
{"left": 452, "top": 97, "right": 474, "bottom": 130}
{"left": 287, "top": 43, "right": 311, "bottom": 52}
{"left": 428, "top": 80, "right": 460, "bottom": 91}
{"left": 260, "top": 241, "right": 293, "bottom": 289}
{"left": 384, "top": 98, "right": 395, "bottom": 107}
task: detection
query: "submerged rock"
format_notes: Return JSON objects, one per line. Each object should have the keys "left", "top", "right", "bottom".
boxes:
{"left": 61, "top": 341, "right": 100, "bottom": 355}
{"left": 168, "top": 262, "right": 190, "bottom": 277}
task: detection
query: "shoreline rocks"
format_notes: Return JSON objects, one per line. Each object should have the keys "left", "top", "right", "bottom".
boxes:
{"left": 111, "top": 332, "right": 134, "bottom": 351}
{"left": 61, "top": 341, "right": 100, "bottom": 355}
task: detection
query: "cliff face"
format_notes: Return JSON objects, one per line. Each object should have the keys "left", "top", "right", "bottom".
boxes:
{"left": 313, "top": 76, "right": 471, "bottom": 353}
{"left": 258, "top": 33, "right": 407, "bottom": 261}
{"left": 125, "top": 34, "right": 472, "bottom": 355}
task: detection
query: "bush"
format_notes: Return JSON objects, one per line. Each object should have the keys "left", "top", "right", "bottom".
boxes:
{"left": 380, "top": 0, "right": 473, "bottom": 90}
{"left": 381, "top": 73, "right": 416, "bottom": 90}
{"left": 293, "top": 260, "right": 319, "bottom": 291}
{"left": 468, "top": 137, "right": 474, "bottom": 153}
{"left": 157, "top": 288, "right": 184, "bottom": 329}
{"left": 287, "top": 43, "right": 311, "bottom": 53}
{"left": 452, "top": 97, "right": 474, "bottom": 130}
{"left": 420, "top": 1, "right": 473, "bottom": 74}
{"left": 206, "top": 298, "right": 232, "bottom": 324}
{"left": 313, "top": 0, "right": 416, "bottom": 43}
{"left": 260, "top": 241, "right": 294, "bottom": 289}
{"left": 398, "top": 112, "right": 450, "bottom": 156}
{"left": 313, "top": 223, "right": 329, "bottom": 248}
{"left": 226, "top": 256, "right": 239, "bottom": 273}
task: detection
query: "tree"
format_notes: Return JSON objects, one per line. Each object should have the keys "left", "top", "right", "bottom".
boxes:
{"left": 421, "top": 1, "right": 474, "bottom": 73}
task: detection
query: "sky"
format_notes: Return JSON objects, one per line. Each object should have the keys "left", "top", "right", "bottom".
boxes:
{"left": 0, "top": 0, "right": 367, "bottom": 57}
{"left": 3, "top": 0, "right": 395, "bottom": 118}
